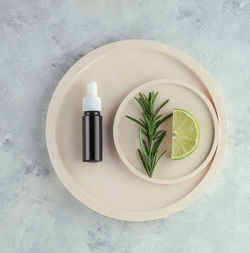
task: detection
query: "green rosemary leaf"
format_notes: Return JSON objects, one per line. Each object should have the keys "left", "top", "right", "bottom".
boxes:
{"left": 155, "top": 150, "right": 167, "bottom": 166}
{"left": 152, "top": 131, "right": 166, "bottom": 156}
{"left": 140, "top": 128, "right": 149, "bottom": 138}
{"left": 138, "top": 93, "right": 150, "bottom": 113}
{"left": 154, "top": 113, "right": 173, "bottom": 133}
{"left": 139, "top": 118, "right": 145, "bottom": 124}
{"left": 139, "top": 92, "right": 146, "bottom": 101}
{"left": 151, "top": 150, "right": 158, "bottom": 171}
{"left": 154, "top": 113, "right": 163, "bottom": 122}
{"left": 143, "top": 139, "right": 149, "bottom": 155}
{"left": 151, "top": 150, "right": 167, "bottom": 175}
{"left": 151, "top": 92, "right": 158, "bottom": 109}
{"left": 142, "top": 112, "right": 151, "bottom": 130}
{"left": 139, "top": 130, "right": 148, "bottom": 157}
{"left": 153, "top": 99, "right": 169, "bottom": 118}
{"left": 153, "top": 130, "right": 165, "bottom": 140}
{"left": 125, "top": 115, "right": 145, "bottom": 128}
{"left": 135, "top": 97, "right": 148, "bottom": 114}
{"left": 148, "top": 92, "right": 152, "bottom": 103}
{"left": 138, "top": 149, "right": 150, "bottom": 176}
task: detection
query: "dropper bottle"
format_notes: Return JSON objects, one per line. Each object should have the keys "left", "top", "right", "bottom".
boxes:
{"left": 82, "top": 81, "right": 102, "bottom": 162}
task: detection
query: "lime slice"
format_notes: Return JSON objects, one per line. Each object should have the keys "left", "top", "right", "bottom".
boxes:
{"left": 171, "top": 108, "right": 200, "bottom": 160}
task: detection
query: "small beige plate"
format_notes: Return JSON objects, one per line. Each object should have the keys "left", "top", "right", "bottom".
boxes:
{"left": 113, "top": 79, "right": 219, "bottom": 184}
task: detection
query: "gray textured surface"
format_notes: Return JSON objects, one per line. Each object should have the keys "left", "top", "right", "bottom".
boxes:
{"left": 1, "top": 0, "right": 250, "bottom": 252}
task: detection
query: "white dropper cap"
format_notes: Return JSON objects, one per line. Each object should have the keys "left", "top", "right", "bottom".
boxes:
{"left": 82, "top": 81, "right": 101, "bottom": 112}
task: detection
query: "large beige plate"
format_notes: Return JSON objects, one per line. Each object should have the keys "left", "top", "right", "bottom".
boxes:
{"left": 46, "top": 40, "right": 227, "bottom": 221}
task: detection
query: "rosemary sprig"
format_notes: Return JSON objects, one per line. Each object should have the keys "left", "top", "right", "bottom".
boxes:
{"left": 125, "top": 91, "right": 172, "bottom": 177}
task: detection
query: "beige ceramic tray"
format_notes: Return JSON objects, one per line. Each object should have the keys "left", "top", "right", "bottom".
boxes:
{"left": 46, "top": 40, "right": 227, "bottom": 221}
{"left": 113, "top": 79, "right": 219, "bottom": 184}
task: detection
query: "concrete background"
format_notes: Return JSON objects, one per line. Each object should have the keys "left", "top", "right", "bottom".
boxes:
{"left": 1, "top": 0, "right": 250, "bottom": 252}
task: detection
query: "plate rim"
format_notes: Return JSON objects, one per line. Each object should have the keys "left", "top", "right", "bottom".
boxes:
{"left": 113, "top": 79, "right": 219, "bottom": 184}
{"left": 46, "top": 39, "right": 227, "bottom": 221}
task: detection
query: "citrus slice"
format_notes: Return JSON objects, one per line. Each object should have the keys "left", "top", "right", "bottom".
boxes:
{"left": 171, "top": 108, "right": 200, "bottom": 160}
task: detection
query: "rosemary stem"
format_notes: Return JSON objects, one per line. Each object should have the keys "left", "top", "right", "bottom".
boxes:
{"left": 126, "top": 91, "right": 172, "bottom": 177}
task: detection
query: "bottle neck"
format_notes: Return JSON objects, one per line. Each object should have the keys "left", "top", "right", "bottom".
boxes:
{"left": 84, "top": 111, "right": 101, "bottom": 116}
